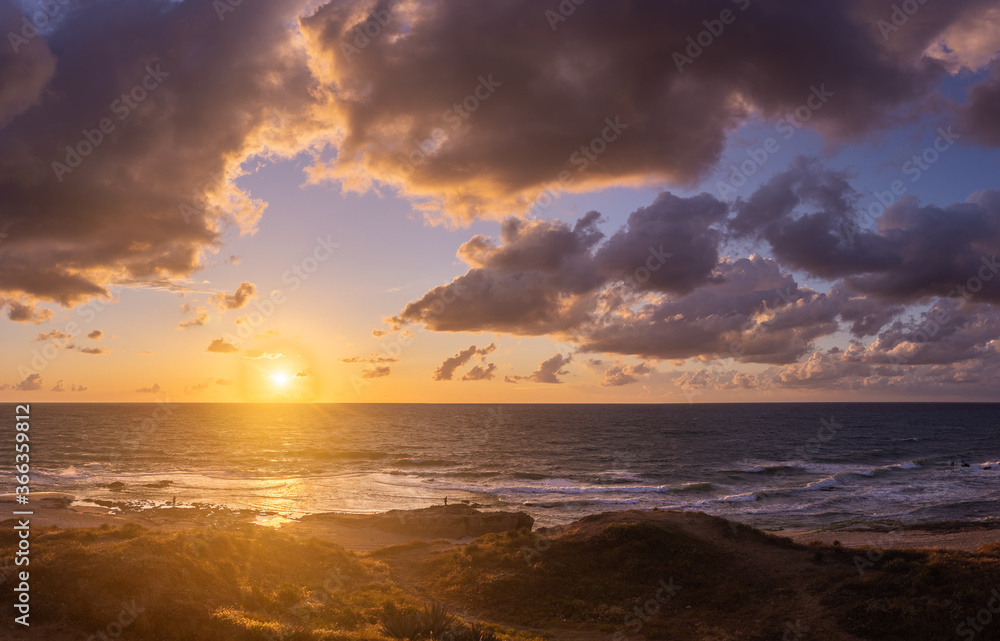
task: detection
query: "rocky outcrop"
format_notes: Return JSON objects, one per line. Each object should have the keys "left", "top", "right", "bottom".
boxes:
{"left": 374, "top": 504, "right": 534, "bottom": 539}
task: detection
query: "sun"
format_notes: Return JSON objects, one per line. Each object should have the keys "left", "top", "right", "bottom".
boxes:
{"left": 269, "top": 372, "right": 290, "bottom": 387}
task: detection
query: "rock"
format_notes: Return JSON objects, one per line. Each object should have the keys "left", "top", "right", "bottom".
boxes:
{"left": 143, "top": 480, "right": 172, "bottom": 488}
{"left": 376, "top": 504, "right": 534, "bottom": 539}
{"left": 106, "top": 482, "right": 126, "bottom": 491}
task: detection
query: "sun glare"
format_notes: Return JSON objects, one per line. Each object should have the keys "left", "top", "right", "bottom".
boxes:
{"left": 270, "top": 372, "right": 289, "bottom": 387}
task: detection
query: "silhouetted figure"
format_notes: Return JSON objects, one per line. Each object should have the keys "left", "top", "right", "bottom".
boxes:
{"left": 444, "top": 497, "right": 448, "bottom": 506}
{"left": 962, "top": 462, "right": 970, "bottom": 467}
{"left": 171, "top": 495, "right": 176, "bottom": 507}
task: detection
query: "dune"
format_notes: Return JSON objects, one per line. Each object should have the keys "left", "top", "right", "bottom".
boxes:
{"left": 2, "top": 503, "right": 1000, "bottom": 640}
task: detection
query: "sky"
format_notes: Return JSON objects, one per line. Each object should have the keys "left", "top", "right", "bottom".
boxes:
{"left": 1, "top": 0, "right": 999, "bottom": 403}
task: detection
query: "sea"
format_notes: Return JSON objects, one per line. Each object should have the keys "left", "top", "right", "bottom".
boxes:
{"left": 5, "top": 403, "right": 1000, "bottom": 529}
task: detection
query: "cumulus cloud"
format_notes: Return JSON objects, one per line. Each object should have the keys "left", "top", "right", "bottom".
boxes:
{"left": 34, "top": 329, "right": 71, "bottom": 341}
{"left": 179, "top": 305, "right": 210, "bottom": 328}
{"left": 3, "top": 298, "right": 54, "bottom": 324}
{"left": 432, "top": 343, "right": 497, "bottom": 381}
{"left": 506, "top": 353, "right": 573, "bottom": 384}
{"left": 0, "top": 0, "right": 312, "bottom": 312}
{"left": 294, "top": 370, "right": 308, "bottom": 377}
{"left": 461, "top": 363, "right": 497, "bottom": 381}
{"left": 2, "top": 0, "right": 995, "bottom": 325}
{"left": 298, "top": 0, "right": 977, "bottom": 221}
{"left": 601, "top": 362, "right": 656, "bottom": 387}
{"left": 77, "top": 346, "right": 110, "bottom": 355}
{"left": 14, "top": 373, "right": 43, "bottom": 391}
{"left": 212, "top": 282, "right": 258, "bottom": 311}
{"left": 361, "top": 366, "right": 391, "bottom": 379}
{"left": 340, "top": 354, "right": 399, "bottom": 364}
{"left": 206, "top": 338, "right": 239, "bottom": 353}
{"left": 243, "top": 350, "right": 283, "bottom": 360}
{"left": 136, "top": 383, "right": 162, "bottom": 393}
{"left": 87, "top": 329, "right": 103, "bottom": 340}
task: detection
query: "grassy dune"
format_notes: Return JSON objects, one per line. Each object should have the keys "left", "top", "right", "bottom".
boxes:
{"left": 1, "top": 511, "right": 999, "bottom": 640}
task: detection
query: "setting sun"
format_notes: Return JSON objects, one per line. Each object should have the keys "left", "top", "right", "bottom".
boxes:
{"left": 269, "top": 372, "right": 289, "bottom": 387}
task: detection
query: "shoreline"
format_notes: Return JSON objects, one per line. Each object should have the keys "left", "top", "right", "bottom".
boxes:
{"left": 4, "top": 494, "right": 1000, "bottom": 553}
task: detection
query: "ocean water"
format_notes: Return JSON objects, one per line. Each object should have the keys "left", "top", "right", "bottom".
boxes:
{"left": 4, "top": 403, "right": 1000, "bottom": 529}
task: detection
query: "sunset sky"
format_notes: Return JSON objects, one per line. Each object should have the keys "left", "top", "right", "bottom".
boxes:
{"left": 1, "top": 0, "right": 999, "bottom": 402}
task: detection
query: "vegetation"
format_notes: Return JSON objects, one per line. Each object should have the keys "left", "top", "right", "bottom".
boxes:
{"left": 1, "top": 513, "right": 999, "bottom": 640}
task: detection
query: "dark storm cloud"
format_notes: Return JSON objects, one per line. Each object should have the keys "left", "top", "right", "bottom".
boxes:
{"left": 0, "top": 0, "right": 313, "bottom": 310}
{"left": 299, "top": 0, "right": 974, "bottom": 221}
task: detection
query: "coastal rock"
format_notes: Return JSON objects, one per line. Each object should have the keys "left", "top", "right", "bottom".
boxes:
{"left": 376, "top": 505, "right": 534, "bottom": 539}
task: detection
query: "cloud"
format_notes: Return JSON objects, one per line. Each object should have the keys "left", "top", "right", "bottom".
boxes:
{"left": 34, "top": 329, "right": 72, "bottom": 341}
{"left": 71, "top": 384, "right": 88, "bottom": 392}
{"left": 216, "top": 378, "right": 231, "bottom": 385}
{"left": 52, "top": 380, "right": 66, "bottom": 392}
{"left": 77, "top": 346, "right": 110, "bottom": 355}
{"left": 206, "top": 338, "right": 239, "bottom": 353}
{"left": 432, "top": 343, "right": 497, "bottom": 381}
{"left": 243, "top": 349, "right": 283, "bottom": 359}
{"left": 461, "top": 363, "right": 497, "bottom": 381}
{"left": 731, "top": 159, "right": 1000, "bottom": 304}
{"left": 340, "top": 353, "right": 399, "bottom": 364}
{"left": 361, "top": 366, "right": 391, "bottom": 379}
{"left": 388, "top": 212, "right": 606, "bottom": 335}
{"left": 0, "top": 0, "right": 312, "bottom": 312}
{"left": 2, "top": 298, "right": 54, "bottom": 324}
{"left": 506, "top": 353, "right": 572, "bottom": 384}
{"left": 136, "top": 383, "right": 162, "bottom": 393}
{"left": 294, "top": 370, "right": 308, "bottom": 377}
{"left": 178, "top": 305, "right": 210, "bottom": 328}
{"left": 87, "top": 329, "right": 103, "bottom": 340}
{"left": 15, "top": 373, "right": 43, "bottom": 391}
{"left": 601, "top": 362, "right": 655, "bottom": 387}
{"left": 296, "top": 0, "right": 993, "bottom": 222}
{"left": 212, "top": 282, "right": 258, "bottom": 311}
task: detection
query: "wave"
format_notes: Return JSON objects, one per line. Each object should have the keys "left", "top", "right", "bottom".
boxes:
{"left": 392, "top": 458, "right": 454, "bottom": 467}
{"left": 523, "top": 498, "right": 643, "bottom": 508}
{"left": 670, "top": 482, "right": 715, "bottom": 492}
{"left": 430, "top": 481, "right": 672, "bottom": 496}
